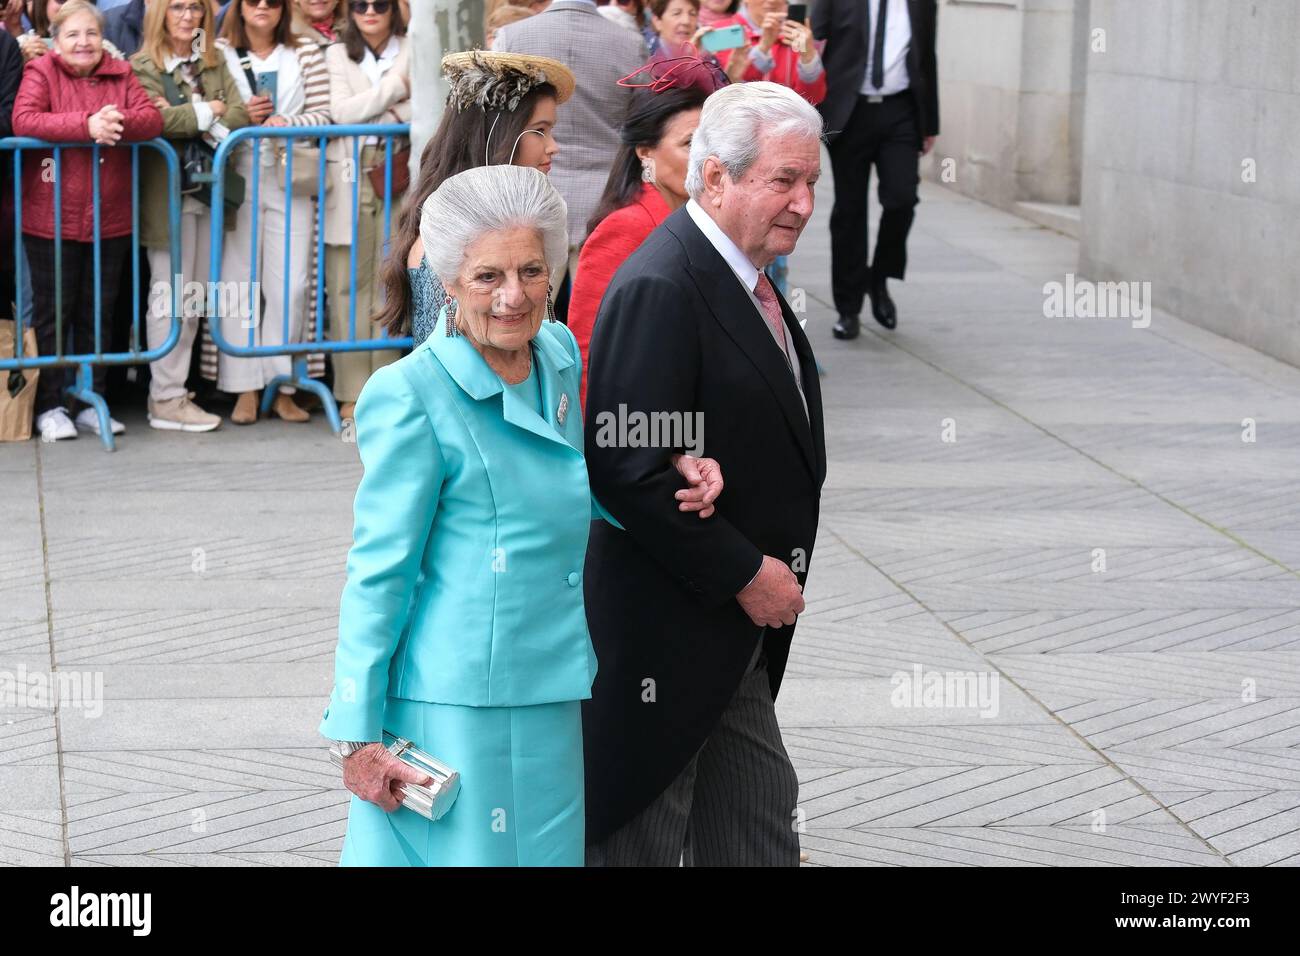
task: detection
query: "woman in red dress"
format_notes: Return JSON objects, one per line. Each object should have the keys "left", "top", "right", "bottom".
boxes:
{"left": 568, "top": 58, "right": 720, "bottom": 409}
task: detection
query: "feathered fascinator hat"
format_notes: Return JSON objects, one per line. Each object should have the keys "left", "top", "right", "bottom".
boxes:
{"left": 441, "top": 51, "right": 577, "bottom": 113}
{"left": 618, "top": 46, "right": 730, "bottom": 96}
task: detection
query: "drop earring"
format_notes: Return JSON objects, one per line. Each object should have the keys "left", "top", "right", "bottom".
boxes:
{"left": 641, "top": 162, "right": 653, "bottom": 184}
{"left": 445, "top": 295, "right": 460, "bottom": 337}
{"left": 545, "top": 284, "right": 557, "bottom": 323}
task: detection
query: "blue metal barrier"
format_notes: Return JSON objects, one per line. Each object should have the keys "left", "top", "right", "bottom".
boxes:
{"left": 207, "top": 124, "right": 412, "bottom": 435}
{"left": 0, "top": 137, "right": 183, "bottom": 451}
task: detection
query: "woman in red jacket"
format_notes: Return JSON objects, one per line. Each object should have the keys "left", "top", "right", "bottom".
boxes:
{"left": 11, "top": 0, "right": 162, "bottom": 440}
{"left": 569, "top": 75, "right": 712, "bottom": 410}
{"left": 712, "top": 0, "right": 825, "bottom": 106}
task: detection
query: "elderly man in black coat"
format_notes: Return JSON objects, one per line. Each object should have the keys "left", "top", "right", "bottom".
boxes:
{"left": 582, "top": 80, "right": 827, "bottom": 866}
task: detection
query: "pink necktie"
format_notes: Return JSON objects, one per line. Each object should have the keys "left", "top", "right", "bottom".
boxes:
{"left": 754, "top": 273, "right": 790, "bottom": 362}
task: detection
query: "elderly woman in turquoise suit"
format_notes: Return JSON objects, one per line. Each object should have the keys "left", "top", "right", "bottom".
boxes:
{"left": 318, "top": 164, "right": 724, "bottom": 866}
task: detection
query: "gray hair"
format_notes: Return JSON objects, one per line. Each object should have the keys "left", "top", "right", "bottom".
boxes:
{"left": 420, "top": 165, "right": 569, "bottom": 288}
{"left": 685, "top": 81, "right": 824, "bottom": 199}
{"left": 51, "top": 0, "right": 106, "bottom": 36}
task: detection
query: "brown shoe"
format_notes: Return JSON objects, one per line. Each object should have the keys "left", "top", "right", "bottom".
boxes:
{"left": 272, "top": 393, "right": 309, "bottom": 423}
{"left": 231, "top": 391, "right": 259, "bottom": 425}
{"left": 339, "top": 402, "right": 357, "bottom": 421}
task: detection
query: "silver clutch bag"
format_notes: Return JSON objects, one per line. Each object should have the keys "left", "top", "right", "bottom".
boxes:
{"left": 329, "top": 731, "right": 461, "bottom": 822}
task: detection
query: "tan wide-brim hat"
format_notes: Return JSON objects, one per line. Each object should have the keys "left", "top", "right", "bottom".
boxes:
{"left": 441, "top": 51, "right": 576, "bottom": 106}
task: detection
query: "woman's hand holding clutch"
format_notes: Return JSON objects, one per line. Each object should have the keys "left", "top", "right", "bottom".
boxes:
{"left": 670, "top": 454, "right": 724, "bottom": 519}
{"left": 343, "top": 743, "right": 434, "bottom": 813}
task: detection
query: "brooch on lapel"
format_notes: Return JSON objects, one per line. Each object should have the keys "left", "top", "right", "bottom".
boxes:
{"left": 556, "top": 393, "right": 569, "bottom": 427}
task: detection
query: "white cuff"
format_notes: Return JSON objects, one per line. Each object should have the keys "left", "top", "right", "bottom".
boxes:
{"left": 191, "top": 99, "right": 214, "bottom": 131}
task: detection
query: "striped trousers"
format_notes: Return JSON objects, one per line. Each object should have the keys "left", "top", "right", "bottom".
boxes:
{"left": 586, "top": 641, "right": 801, "bottom": 867}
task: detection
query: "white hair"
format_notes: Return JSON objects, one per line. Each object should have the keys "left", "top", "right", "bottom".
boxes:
{"left": 51, "top": 0, "right": 105, "bottom": 35}
{"left": 419, "top": 165, "right": 569, "bottom": 288}
{"left": 685, "top": 81, "right": 824, "bottom": 199}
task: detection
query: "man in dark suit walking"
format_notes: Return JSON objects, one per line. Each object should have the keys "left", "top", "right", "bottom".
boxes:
{"left": 813, "top": 0, "right": 938, "bottom": 337}
{"left": 582, "top": 81, "right": 827, "bottom": 866}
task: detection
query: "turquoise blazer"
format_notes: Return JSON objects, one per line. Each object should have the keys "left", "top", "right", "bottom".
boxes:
{"left": 319, "top": 310, "right": 607, "bottom": 742}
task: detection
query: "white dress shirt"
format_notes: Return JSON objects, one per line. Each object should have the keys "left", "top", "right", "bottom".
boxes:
{"left": 860, "top": 0, "right": 912, "bottom": 97}
{"left": 684, "top": 199, "right": 807, "bottom": 413}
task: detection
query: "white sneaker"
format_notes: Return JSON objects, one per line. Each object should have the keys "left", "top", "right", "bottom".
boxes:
{"left": 74, "top": 407, "right": 126, "bottom": 436}
{"left": 35, "top": 407, "right": 78, "bottom": 441}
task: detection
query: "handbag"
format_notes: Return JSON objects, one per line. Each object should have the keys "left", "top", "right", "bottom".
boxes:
{"left": 367, "top": 144, "right": 411, "bottom": 199}
{"left": 160, "top": 71, "right": 246, "bottom": 213}
{"left": 0, "top": 320, "right": 39, "bottom": 443}
{"left": 328, "top": 730, "right": 461, "bottom": 821}
{"left": 234, "top": 48, "right": 324, "bottom": 199}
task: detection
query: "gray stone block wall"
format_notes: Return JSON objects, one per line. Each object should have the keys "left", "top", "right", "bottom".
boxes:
{"left": 1079, "top": 0, "right": 1300, "bottom": 368}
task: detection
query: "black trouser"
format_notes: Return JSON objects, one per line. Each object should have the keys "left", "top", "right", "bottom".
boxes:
{"left": 827, "top": 91, "right": 921, "bottom": 317}
{"left": 23, "top": 235, "right": 130, "bottom": 415}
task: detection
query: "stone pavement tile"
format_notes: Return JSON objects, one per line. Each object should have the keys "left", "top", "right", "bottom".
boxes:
{"left": 59, "top": 698, "right": 326, "bottom": 751}
{"left": 1178, "top": 790, "right": 1300, "bottom": 866}
{"left": 1, "top": 618, "right": 50, "bottom": 659}
{"left": 946, "top": 608, "right": 1300, "bottom": 654}
{"left": 0, "top": 708, "right": 58, "bottom": 766}
{"left": 787, "top": 723, "right": 1103, "bottom": 770}
{"left": 1111, "top": 747, "right": 1300, "bottom": 791}
{"left": 56, "top": 663, "right": 332, "bottom": 699}
{"left": 66, "top": 787, "right": 345, "bottom": 857}
{"left": 51, "top": 608, "right": 340, "bottom": 665}
{"left": 777, "top": 675, "right": 1047, "bottom": 727}
{"left": 63, "top": 748, "right": 336, "bottom": 796}
{"left": 876, "top": 546, "right": 1289, "bottom": 583}
{"left": 911, "top": 581, "right": 1300, "bottom": 611}
{"left": 1056, "top": 697, "right": 1300, "bottom": 750}
{"left": 787, "top": 620, "right": 990, "bottom": 679}
{"left": 990, "top": 651, "right": 1300, "bottom": 699}
{"left": 799, "top": 824, "right": 1227, "bottom": 867}
{"left": 72, "top": 850, "right": 338, "bottom": 867}
{"left": 831, "top": 510, "right": 1227, "bottom": 553}
{"left": 801, "top": 763, "right": 1156, "bottom": 829}
{"left": 0, "top": 765, "right": 64, "bottom": 865}
{"left": 49, "top": 580, "right": 343, "bottom": 613}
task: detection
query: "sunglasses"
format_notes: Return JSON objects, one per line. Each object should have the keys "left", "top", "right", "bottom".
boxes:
{"left": 350, "top": 1, "right": 391, "bottom": 13}
{"left": 244, "top": 0, "right": 285, "bottom": 7}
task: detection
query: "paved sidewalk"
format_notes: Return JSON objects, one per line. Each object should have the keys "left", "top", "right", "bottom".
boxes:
{"left": 2, "top": 174, "right": 1298, "bottom": 867}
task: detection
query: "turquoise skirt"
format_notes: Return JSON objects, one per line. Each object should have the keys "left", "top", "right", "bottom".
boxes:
{"left": 338, "top": 696, "right": 585, "bottom": 867}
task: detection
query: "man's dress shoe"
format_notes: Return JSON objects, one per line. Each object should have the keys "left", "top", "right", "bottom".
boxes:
{"left": 832, "top": 313, "right": 860, "bottom": 340}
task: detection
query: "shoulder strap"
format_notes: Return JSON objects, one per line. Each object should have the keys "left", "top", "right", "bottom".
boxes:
{"left": 235, "top": 47, "right": 258, "bottom": 93}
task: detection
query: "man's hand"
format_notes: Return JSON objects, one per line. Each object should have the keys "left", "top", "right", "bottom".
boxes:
{"left": 87, "top": 105, "right": 125, "bottom": 145}
{"left": 670, "top": 453, "right": 723, "bottom": 519}
{"left": 921, "top": 135, "right": 936, "bottom": 156}
{"left": 342, "top": 742, "right": 433, "bottom": 813}
{"left": 736, "top": 554, "right": 805, "bottom": 628}
{"left": 208, "top": 99, "right": 227, "bottom": 119}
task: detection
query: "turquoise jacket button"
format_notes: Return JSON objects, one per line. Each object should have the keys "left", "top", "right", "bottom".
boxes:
{"left": 567, "top": 572, "right": 580, "bottom": 587}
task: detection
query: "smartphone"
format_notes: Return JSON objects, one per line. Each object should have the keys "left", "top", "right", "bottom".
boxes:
{"left": 700, "top": 23, "right": 747, "bottom": 53}
{"left": 255, "top": 70, "right": 278, "bottom": 111}
{"left": 787, "top": 3, "right": 807, "bottom": 23}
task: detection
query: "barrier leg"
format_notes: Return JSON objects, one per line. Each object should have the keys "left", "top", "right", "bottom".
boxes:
{"left": 265, "top": 355, "right": 341, "bottom": 435}
{"left": 66, "top": 360, "right": 115, "bottom": 452}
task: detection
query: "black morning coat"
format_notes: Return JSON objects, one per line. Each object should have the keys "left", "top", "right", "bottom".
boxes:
{"left": 581, "top": 205, "right": 827, "bottom": 844}
{"left": 812, "top": 0, "right": 940, "bottom": 145}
